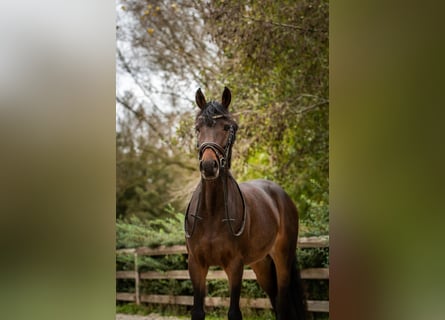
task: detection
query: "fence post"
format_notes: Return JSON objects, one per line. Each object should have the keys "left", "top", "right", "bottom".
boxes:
{"left": 134, "top": 252, "right": 140, "bottom": 305}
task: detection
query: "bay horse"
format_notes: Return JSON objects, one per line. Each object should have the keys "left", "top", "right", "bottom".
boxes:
{"left": 185, "top": 87, "right": 307, "bottom": 320}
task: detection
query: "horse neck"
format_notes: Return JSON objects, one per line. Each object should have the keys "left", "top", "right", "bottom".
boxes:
{"left": 199, "top": 171, "right": 231, "bottom": 217}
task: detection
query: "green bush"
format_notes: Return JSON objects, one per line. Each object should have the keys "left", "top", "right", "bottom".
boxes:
{"left": 116, "top": 206, "right": 185, "bottom": 249}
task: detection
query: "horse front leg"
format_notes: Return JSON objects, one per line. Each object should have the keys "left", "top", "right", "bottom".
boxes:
{"left": 188, "top": 255, "right": 208, "bottom": 320}
{"left": 224, "top": 259, "right": 244, "bottom": 320}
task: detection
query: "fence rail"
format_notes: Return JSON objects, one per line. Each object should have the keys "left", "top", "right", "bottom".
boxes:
{"left": 117, "top": 268, "right": 329, "bottom": 281}
{"left": 116, "top": 236, "right": 329, "bottom": 313}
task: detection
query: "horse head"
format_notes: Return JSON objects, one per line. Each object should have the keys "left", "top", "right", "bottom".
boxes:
{"left": 195, "top": 87, "right": 238, "bottom": 180}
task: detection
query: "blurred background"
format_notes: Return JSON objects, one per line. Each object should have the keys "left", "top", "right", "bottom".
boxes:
{"left": 1, "top": 0, "right": 445, "bottom": 319}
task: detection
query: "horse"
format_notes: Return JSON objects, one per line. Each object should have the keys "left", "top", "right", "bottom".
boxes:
{"left": 184, "top": 87, "right": 307, "bottom": 320}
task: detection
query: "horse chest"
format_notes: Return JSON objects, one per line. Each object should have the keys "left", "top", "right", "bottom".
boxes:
{"left": 188, "top": 233, "right": 238, "bottom": 267}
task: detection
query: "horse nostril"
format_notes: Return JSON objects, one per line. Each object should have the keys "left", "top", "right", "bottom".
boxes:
{"left": 200, "top": 159, "right": 219, "bottom": 178}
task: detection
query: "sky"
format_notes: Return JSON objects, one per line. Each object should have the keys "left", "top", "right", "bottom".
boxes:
{"left": 115, "top": 1, "right": 199, "bottom": 123}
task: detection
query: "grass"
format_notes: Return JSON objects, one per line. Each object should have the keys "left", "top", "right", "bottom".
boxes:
{"left": 116, "top": 303, "right": 276, "bottom": 319}
{"left": 116, "top": 303, "right": 329, "bottom": 320}
{"left": 116, "top": 303, "right": 151, "bottom": 316}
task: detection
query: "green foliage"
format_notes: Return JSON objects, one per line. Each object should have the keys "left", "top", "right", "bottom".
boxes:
{"left": 140, "top": 279, "right": 192, "bottom": 296}
{"left": 298, "top": 247, "right": 329, "bottom": 306}
{"left": 117, "top": 113, "right": 175, "bottom": 220}
{"left": 241, "top": 280, "right": 267, "bottom": 299}
{"left": 299, "top": 179, "right": 329, "bottom": 236}
{"left": 116, "top": 207, "right": 185, "bottom": 249}
{"left": 116, "top": 302, "right": 151, "bottom": 315}
{"left": 202, "top": 0, "right": 329, "bottom": 233}
{"left": 116, "top": 302, "right": 191, "bottom": 318}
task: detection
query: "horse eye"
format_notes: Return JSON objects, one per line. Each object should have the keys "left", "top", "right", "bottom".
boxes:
{"left": 223, "top": 124, "right": 231, "bottom": 131}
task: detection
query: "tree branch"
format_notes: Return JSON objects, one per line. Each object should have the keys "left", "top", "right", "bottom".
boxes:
{"left": 116, "top": 95, "right": 171, "bottom": 148}
{"left": 242, "top": 15, "right": 311, "bottom": 32}
{"left": 294, "top": 100, "right": 329, "bottom": 114}
{"left": 117, "top": 48, "right": 167, "bottom": 116}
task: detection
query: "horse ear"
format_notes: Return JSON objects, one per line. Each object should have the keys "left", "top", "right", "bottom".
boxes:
{"left": 195, "top": 88, "right": 207, "bottom": 110}
{"left": 221, "top": 87, "right": 231, "bottom": 109}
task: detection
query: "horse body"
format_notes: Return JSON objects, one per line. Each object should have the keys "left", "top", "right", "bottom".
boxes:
{"left": 241, "top": 180, "right": 294, "bottom": 263}
{"left": 185, "top": 88, "right": 306, "bottom": 320}
{"left": 187, "top": 179, "right": 286, "bottom": 266}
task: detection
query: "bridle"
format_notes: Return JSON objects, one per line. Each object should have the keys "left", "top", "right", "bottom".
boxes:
{"left": 185, "top": 115, "right": 246, "bottom": 237}
{"left": 197, "top": 122, "right": 236, "bottom": 172}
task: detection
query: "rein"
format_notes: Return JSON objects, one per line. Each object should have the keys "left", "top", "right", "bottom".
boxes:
{"left": 184, "top": 174, "right": 246, "bottom": 238}
{"left": 185, "top": 119, "right": 246, "bottom": 238}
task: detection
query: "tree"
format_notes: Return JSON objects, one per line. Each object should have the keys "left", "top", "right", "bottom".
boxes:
{"left": 116, "top": 0, "right": 220, "bottom": 113}
{"left": 116, "top": 93, "right": 197, "bottom": 219}
{"left": 116, "top": 0, "right": 329, "bottom": 234}
{"left": 116, "top": 0, "right": 216, "bottom": 219}
{"left": 201, "top": 0, "right": 329, "bottom": 234}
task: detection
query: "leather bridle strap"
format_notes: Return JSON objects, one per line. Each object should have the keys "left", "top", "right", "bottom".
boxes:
{"left": 184, "top": 173, "right": 246, "bottom": 238}
{"left": 198, "top": 142, "right": 226, "bottom": 169}
{"left": 221, "top": 174, "right": 247, "bottom": 237}
{"left": 197, "top": 125, "right": 236, "bottom": 170}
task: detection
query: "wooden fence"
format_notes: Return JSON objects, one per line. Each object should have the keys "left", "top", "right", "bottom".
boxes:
{"left": 116, "top": 236, "right": 329, "bottom": 313}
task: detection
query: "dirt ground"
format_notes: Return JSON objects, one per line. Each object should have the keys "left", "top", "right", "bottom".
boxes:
{"left": 116, "top": 314, "right": 182, "bottom": 320}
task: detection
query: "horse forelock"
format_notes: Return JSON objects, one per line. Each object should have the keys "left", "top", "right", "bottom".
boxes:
{"left": 196, "top": 101, "right": 238, "bottom": 130}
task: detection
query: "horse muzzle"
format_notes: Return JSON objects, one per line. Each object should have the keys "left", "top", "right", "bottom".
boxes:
{"left": 199, "top": 158, "right": 220, "bottom": 180}
{"left": 198, "top": 142, "right": 226, "bottom": 180}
